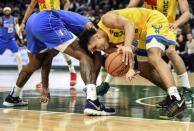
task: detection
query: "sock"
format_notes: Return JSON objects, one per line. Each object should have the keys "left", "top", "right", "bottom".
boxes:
{"left": 63, "top": 54, "right": 76, "bottom": 73}
{"left": 178, "top": 72, "right": 191, "bottom": 88}
{"left": 167, "top": 86, "right": 181, "bottom": 101}
{"left": 15, "top": 52, "right": 23, "bottom": 73}
{"left": 86, "top": 84, "right": 97, "bottom": 100}
{"left": 104, "top": 74, "right": 113, "bottom": 83}
{"left": 10, "top": 85, "right": 22, "bottom": 97}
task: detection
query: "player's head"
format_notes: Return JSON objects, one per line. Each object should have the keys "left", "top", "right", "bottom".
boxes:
{"left": 87, "top": 30, "right": 109, "bottom": 53}
{"left": 3, "top": 7, "right": 12, "bottom": 16}
{"left": 79, "top": 26, "right": 109, "bottom": 53}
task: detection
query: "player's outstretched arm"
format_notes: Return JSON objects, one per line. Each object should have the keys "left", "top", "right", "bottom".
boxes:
{"left": 170, "top": 0, "right": 190, "bottom": 29}
{"left": 0, "top": 17, "right": 2, "bottom": 26}
{"left": 20, "top": 0, "right": 37, "bottom": 32}
{"left": 40, "top": 50, "right": 58, "bottom": 103}
{"left": 127, "top": 0, "right": 141, "bottom": 8}
{"left": 63, "top": 0, "right": 70, "bottom": 10}
{"left": 14, "top": 18, "right": 23, "bottom": 40}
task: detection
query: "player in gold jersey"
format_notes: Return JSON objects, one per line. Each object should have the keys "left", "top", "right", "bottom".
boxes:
{"left": 19, "top": 0, "right": 78, "bottom": 89}
{"left": 97, "top": 0, "right": 192, "bottom": 105}
{"left": 128, "top": 0, "right": 192, "bottom": 105}
{"left": 86, "top": 8, "right": 186, "bottom": 118}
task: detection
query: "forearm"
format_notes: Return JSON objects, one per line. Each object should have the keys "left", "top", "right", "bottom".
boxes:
{"left": 41, "top": 50, "right": 58, "bottom": 89}
{"left": 15, "top": 24, "right": 23, "bottom": 39}
{"left": 93, "top": 52, "right": 102, "bottom": 81}
{"left": 124, "top": 23, "right": 135, "bottom": 46}
{"left": 63, "top": 0, "right": 70, "bottom": 10}
{"left": 127, "top": 0, "right": 141, "bottom": 8}
{"left": 22, "top": 1, "right": 37, "bottom": 24}
{"left": 41, "top": 65, "right": 51, "bottom": 90}
{"left": 174, "top": 12, "right": 190, "bottom": 27}
{"left": 175, "top": 0, "right": 190, "bottom": 27}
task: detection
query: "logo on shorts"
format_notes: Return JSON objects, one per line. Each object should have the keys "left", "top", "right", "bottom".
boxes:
{"left": 59, "top": 29, "right": 65, "bottom": 36}
{"left": 152, "top": 24, "right": 163, "bottom": 34}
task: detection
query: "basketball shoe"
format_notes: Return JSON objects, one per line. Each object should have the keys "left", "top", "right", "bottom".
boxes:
{"left": 156, "top": 87, "right": 193, "bottom": 108}
{"left": 84, "top": 99, "right": 115, "bottom": 115}
{"left": 3, "top": 94, "right": 28, "bottom": 107}
{"left": 159, "top": 95, "right": 186, "bottom": 118}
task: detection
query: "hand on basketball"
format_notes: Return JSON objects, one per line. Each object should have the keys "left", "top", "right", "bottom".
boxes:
{"left": 117, "top": 45, "right": 133, "bottom": 65}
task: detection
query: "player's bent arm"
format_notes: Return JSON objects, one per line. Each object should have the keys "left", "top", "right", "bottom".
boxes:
{"left": 63, "top": 0, "right": 70, "bottom": 10}
{"left": 101, "top": 12, "right": 135, "bottom": 46}
{"left": 14, "top": 18, "right": 23, "bottom": 39}
{"left": 21, "top": 0, "right": 37, "bottom": 25}
{"left": 175, "top": 0, "right": 190, "bottom": 27}
{"left": 127, "top": 0, "right": 141, "bottom": 8}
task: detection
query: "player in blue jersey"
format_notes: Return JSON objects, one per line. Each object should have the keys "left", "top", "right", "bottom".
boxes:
{"left": 0, "top": 7, "right": 23, "bottom": 73}
{"left": 3, "top": 10, "right": 115, "bottom": 116}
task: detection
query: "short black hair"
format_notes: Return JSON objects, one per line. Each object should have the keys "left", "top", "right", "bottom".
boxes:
{"left": 78, "top": 27, "right": 97, "bottom": 52}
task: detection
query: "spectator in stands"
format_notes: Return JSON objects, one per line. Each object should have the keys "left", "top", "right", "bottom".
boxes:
{"left": 186, "top": 32, "right": 194, "bottom": 72}
{"left": 176, "top": 32, "right": 188, "bottom": 69}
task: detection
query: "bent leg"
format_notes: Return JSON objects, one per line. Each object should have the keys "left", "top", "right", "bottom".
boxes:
{"left": 138, "top": 61, "right": 166, "bottom": 91}
{"left": 16, "top": 52, "right": 46, "bottom": 88}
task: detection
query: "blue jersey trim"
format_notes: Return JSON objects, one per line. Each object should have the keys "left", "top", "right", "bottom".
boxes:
{"left": 146, "top": 35, "right": 176, "bottom": 45}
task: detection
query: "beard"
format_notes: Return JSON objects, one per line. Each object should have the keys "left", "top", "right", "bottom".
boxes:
{"left": 5, "top": 14, "right": 10, "bottom": 16}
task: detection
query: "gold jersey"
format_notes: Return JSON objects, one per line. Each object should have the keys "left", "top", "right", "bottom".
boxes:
{"left": 144, "top": 0, "right": 178, "bottom": 23}
{"left": 98, "top": 8, "right": 171, "bottom": 45}
{"left": 38, "top": 0, "right": 60, "bottom": 11}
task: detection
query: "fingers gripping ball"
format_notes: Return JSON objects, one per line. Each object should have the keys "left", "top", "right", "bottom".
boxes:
{"left": 105, "top": 52, "right": 130, "bottom": 77}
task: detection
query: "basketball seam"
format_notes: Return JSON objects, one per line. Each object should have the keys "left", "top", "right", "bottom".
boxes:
{"left": 107, "top": 53, "right": 121, "bottom": 73}
{"left": 110, "top": 55, "right": 125, "bottom": 76}
{"left": 111, "top": 61, "right": 126, "bottom": 76}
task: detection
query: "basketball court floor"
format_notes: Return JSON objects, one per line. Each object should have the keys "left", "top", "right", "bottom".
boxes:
{"left": 0, "top": 69, "right": 194, "bottom": 131}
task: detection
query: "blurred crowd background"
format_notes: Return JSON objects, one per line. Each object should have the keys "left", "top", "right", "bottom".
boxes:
{"left": 0, "top": 0, "right": 194, "bottom": 71}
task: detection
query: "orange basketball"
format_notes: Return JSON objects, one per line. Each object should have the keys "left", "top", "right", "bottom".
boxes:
{"left": 105, "top": 52, "right": 130, "bottom": 77}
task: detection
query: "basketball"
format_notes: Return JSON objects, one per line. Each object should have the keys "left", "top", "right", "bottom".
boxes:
{"left": 105, "top": 52, "right": 130, "bottom": 77}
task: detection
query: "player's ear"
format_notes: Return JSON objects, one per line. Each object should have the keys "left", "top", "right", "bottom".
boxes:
{"left": 95, "top": 34, "right": 100, "bottom": 39}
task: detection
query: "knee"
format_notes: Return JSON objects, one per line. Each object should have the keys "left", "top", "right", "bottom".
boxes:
{"left": 166, "top": 46, "right": 176, "bottom": 57}
{"left": 148, "top": 54, "right": 160, "bottom": 66}
{"left": 25, "top": 63, "right": 41, "bottom": 73}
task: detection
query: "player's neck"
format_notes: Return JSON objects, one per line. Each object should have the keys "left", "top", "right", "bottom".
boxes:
{"left": 4, "top": 15, "right": 11, "bottom": 19}
{"left": 98, "top": 29, "right": 109, "bottom": 41}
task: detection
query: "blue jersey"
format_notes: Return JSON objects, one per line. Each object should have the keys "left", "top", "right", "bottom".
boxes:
{"left": 0, "top": 16, "right": 15, "bottom": 40}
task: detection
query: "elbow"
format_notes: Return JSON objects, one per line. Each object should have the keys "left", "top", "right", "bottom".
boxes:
{"left": 183, "top": 11, "right": 190, "bottom": 21}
